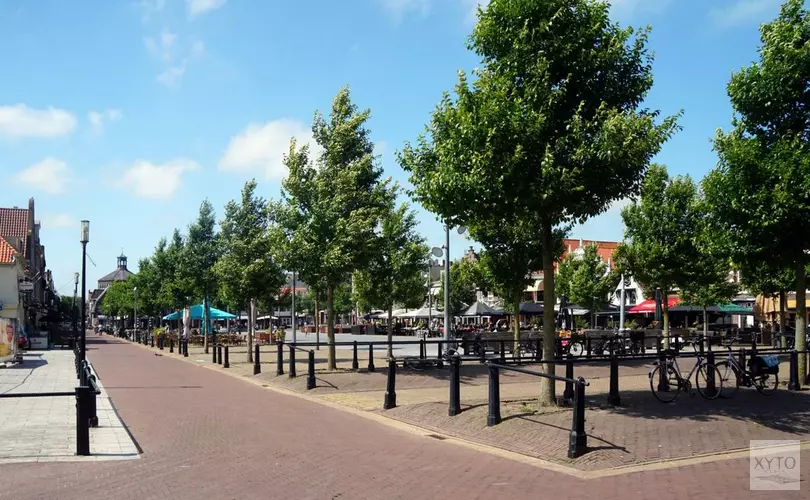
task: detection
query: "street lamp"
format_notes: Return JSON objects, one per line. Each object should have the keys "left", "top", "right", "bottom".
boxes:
{"left": 72, "top": 272, "right": 79, "bottom": 347}
{"left": 292, "top": 271, "right": 297, "bottom": 344}
{"left": 79, "top": 220, "right": 89, "bottom": 363}
{"left": 432, "top": 224, "right": 466, "bottom": 345}
{"left": 133, "top": 287, "right": 138, "bottom": 341}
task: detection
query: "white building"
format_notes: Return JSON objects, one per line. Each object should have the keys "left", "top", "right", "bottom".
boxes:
{"left": 0, "top": 236, "right": 25, "bottom": 362}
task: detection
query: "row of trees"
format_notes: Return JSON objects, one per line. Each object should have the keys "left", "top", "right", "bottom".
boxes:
{"left": 399, "top": 0, "right": 810, "bottom": 402}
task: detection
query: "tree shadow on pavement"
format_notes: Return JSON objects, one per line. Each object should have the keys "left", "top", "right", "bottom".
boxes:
{"left": 595, "top": 387, "right": 810, "bottom": 435}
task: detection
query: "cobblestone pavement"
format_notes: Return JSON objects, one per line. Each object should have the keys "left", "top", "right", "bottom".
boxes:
{"left": 2, "top": 335, "right": 806, "bottom": 500}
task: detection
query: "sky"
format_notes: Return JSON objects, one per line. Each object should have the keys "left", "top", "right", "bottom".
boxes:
{"left": 0, "top": 0, "right": 792, "bottom": 297}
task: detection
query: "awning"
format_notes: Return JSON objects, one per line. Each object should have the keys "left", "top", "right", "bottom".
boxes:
{"left": 628, "top": 297, "right": 678, "bottom": 314}
{"left": 460, "top": 301, "right": 505, "bottom": 316}
{"left": 717, "top": 303, "right": 755, "bottom": 315}
{"left": 162, "top": 304, "right": 237, "bottom": 321}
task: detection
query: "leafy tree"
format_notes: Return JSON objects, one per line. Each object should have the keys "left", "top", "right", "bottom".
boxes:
{"left": 353, "top": 200, "right": 429, "bottom": 356}
{"left": 280, "top": 87, "right": 390, "bottom": 369}
{"left": 101, "top": 281, "right": 138, "bottom": 331}
{"left": 703, "top": 0, "right": 810, "bottom": 376}
{"left": 129, "top": 257, "right": 160, "bottom": 319}
{"left": 165, "top": 230, "right": 194, "bottom": 313}
{"left": 399, "top": 0, "right": 678, "bottom": 404}
{"left": 678, "top": 200, "right": 739, "bottom": 336}
{"left": 215, "top": 180, "right": 286, "bottom": 362}
{"left": 740, "top": 262, "right": 794, "bottom": 345}
{"left": 556, "top": 244, "right": 616, "bottom": 327}
{"left": 437, "top": 257, "right": 481, "bottom": 315}
{"left": 616, "top": 165, "right": 697, "bottom": 345}
{"left": 183, "top": 199, "right": 222, "bottom": 351}
{"left": 474, "top": 218, "right": 566, "bottom": 346}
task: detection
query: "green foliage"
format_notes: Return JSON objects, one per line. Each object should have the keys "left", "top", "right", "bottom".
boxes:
{"left": 617, "top": 165, "right": 697, "bottom": 299}
{"left": 101, "top": 281, "right": 134, "bottom": 317}
{"left": 555, "top": 244, "right": 617, "bottom": 316}
{"left": 704, "top": 0, "right": 810, "bottom": 370}
{"left": 573, "top": 316, "right": 588, "bottom": 331}
{"left": 215, "top": 180, "right": 286, "bottom": 313}
{"left": 182, "top": 199, "right": 221, "bottom": 305}
{"left": 353, "top": 199, "right": 429, "bottom": 318}
{"left": 399, "top": 0, "right": 678, "bottom": 403}
{"left": 280, "top": 87, "right": 391, "bottom": 368}
{"left": 437, "top": 257, "right": 484, "bottom": 314}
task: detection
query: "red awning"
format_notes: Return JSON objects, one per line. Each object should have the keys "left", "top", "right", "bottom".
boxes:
{"left": 627, "top": 297, "right": 679, "bottom": 314}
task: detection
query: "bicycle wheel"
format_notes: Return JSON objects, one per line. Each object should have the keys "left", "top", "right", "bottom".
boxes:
{"left": 695, "top": 363, "right": 723, "bottom": 400}
{"left": 754, "top": 372, "right": 779, "bottom": 395}
{"left": 714, "top": 360, "right": 740, "bottom": 399}
{"left": 568, "top": 341, "right": 584, "bottom": 357}
{"left": 649, "top": 364, "right": 680, "bottom": 403}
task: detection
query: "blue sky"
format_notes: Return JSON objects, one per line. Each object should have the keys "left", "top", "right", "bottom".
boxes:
{"left": 0, "top": 0, "right": 791, "bottom": 296}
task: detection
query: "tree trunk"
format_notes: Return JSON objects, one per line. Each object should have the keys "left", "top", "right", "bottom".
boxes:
{"left": 203, "top": 296, "right": 209, "bottom": 354}
{"left": 247, "top": 298, "right": 255, "bottom": 363}
{"left": 539, "top": 221, "right": 557, "bottom": 406}
{"left": 795, "top": 262, "right": 807, "bottom": 384}
{"left": 314, "top": 297, "right": 321, "bottom": 349}
{"left": 662, "top": 294, "right": 670, "bottom": 348}
{"left": 327, "top": 283, "right": 336, "bottom": 370}
{"left": 702, "top": 306, "right": 708, "bottom": 338}
{"left": 513, "top": 289, "right": 521, "bottom": 355}
{"left": 387, "top": 306, "right": 394, "bottom": 359}
{"left": 779, "top": 289, "right": 787, "bottom": 349}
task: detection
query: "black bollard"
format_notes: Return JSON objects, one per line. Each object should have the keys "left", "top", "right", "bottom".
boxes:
{"left": 213, "top": 343, "right": 218, "bottom": 364}
{"left": 555, "top": 338, "right": 563, "bottom": 359}
{"left": 806, "top": 347, "right": 810, "bottom": 386}
{"left": 567, "top": 378, "right": 587, "bottom": 459}
{"left": 218, "top": 345, "right": 223, "bottom": 365}
{"left": 705, "top": 350, "right": 717, "bottom": 398}
{"left": 499, "top": 341, "right": 505, "bottom": 364}
{"left": 657, "top": 350, "right": 669, "bottom": 392}
{"left": 751, "top": 336, "right": 758, "bottom": 356}
{"left": 151, "top": 336, "right": 155, "bottom": 348}
{"left": 253, "top": 344, "right": 261, "bottom": 375}
{"left": 368, "top": 344, "right": 375, "bottom": 372}
{"left": 536, "top": 338, "right": 542, "bottom": 362}
{"left": 87, "top": 376, "right": 98, "bottom": 428}
{"left": 487, "top": 364, "right": 501, "bottom": 426}
{"left": 738, "top": 348, "right": 747, "bottom": 376}
{"left": 586, "top": 337, "right": 592, "bottom": 359}
{"left": 183, "top": 340, "right": 188, "bottom": 357}
{"left": 276, "top": 342, "right": 284, "bottom": 376}
{"left": 159, "top": 337, "right": 164, "bottom": 350}
{"left": 289, "top": 345, "right": 297, "bottom": 378}
{"left": 169, "top": 339, "right": 174, "bottom": 353}
{"left": 480, "top": 340, "right": 486, "bottom": 364}
{"left": 420, "top": 338, "right": 426, "bottom": 360}
{"left": 449, "top": 354, "right": 461, "bottom": 416}
{"left": 462, "top": 338, "right": 468, "bottom": 356}
{"left": 75, "top": 385, "right": 91, "bottom": 456}
{"left": 352, "top": 341, "right": 359, "bottom": 371}
{"left": 307, "top": 350, "right": 316, "bottom": 390}
{"left": 788, "top": 350, "right": 801, "bottom": 391}
{"left": 607, "top": 354, "right": 621, "bottom": 406}
{"left": 383, "top": 358, "right": 397, "bottom": 409}
{"left": 223, "top": 345, "right": 229, "bottom": 368}
{"left": 563, "top": 354, "right": 575, "bottom": 404}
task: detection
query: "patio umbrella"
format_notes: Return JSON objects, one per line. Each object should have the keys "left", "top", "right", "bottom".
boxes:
{"left": 654, "top": 289, "right": 663, "bottom": 321}
{"left": 163, "top": 304, "right": 237, "bottom": 321}
{"left": 182, "top": 306, "right": 191, "bottom": 340}
{"left": 460, "top": 301, "right": 504, "bottom": 316}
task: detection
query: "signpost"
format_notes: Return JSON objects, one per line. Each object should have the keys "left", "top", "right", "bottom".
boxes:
{"left": 18, "top": 281, "right": 33, "bottom": 292}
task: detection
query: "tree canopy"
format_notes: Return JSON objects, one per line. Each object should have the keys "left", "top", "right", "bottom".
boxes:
{"left": 400, "top": 0, "right": 678, "bottom": 404}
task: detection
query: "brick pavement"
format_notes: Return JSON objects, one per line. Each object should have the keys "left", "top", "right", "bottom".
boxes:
{"left": 2, "top": 335, "right": 806, "bottom": 500}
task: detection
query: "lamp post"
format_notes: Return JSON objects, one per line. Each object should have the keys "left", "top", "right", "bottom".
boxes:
{"left": 292, "top": 271, "right": 297, "bottom": 344}
{"left": 79, "top": 220, "right": 89, "bottom": 363}
{"left": 72, "top": 272, "right": 79, "bottom": 346}
{"left": 133, "top": 287, "right": 138, "bottom": 340}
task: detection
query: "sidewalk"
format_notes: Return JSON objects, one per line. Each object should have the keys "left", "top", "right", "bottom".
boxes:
{"left": 3, "top": 336, "right": 804, "bottom": 500}
{"left": 0, "top": 350, "right": 139, "bottom": 463}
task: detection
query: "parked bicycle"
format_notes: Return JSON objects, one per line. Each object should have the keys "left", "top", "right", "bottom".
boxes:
{"left": 649, "top": 344, "right": 723, "bottom": 403}
{"left": 715, "top": 346, "right": 780, "bottom": 398}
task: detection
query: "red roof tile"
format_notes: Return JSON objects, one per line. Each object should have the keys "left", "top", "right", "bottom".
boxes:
{"left": 0, "top": 236, "right": 17, "bottom": 264}
{"left": 0, "top": 208, "right": 29, "bottom": 257}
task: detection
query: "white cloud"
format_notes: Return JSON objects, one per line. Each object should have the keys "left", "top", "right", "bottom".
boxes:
{"left": 219, "top": 119, "right": 321, "bottom": 179}
{"left": 145, "top": 33, "right": 204, "bottom": 88}
{"left": 381, "top": 0, "right": 432, "bottom": 19}
{"left": 88, "top": 109, "right": 122, "bottom": 134}
{"left": 144, "top": 30, "right": 178, "bottom": 61}
{"left": 118, "top": 158, "right": 199, "bottom": 199}
{"left": 709, "top": 0, "right": 780, "bottom": 28}
{"left": 42, "top": 213, "right": 75, "bottom": 229}
{"left": 0, "top": 104, "right": 76, "bottom": 140}
{"left": 15, "top": 158, "right": 76, "bottom": 195}
{"left": 187, "top": 0, "right": 227, "bottom": 17}
{"left": 139, "top": 0, "right": 166, "bottom": 23}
